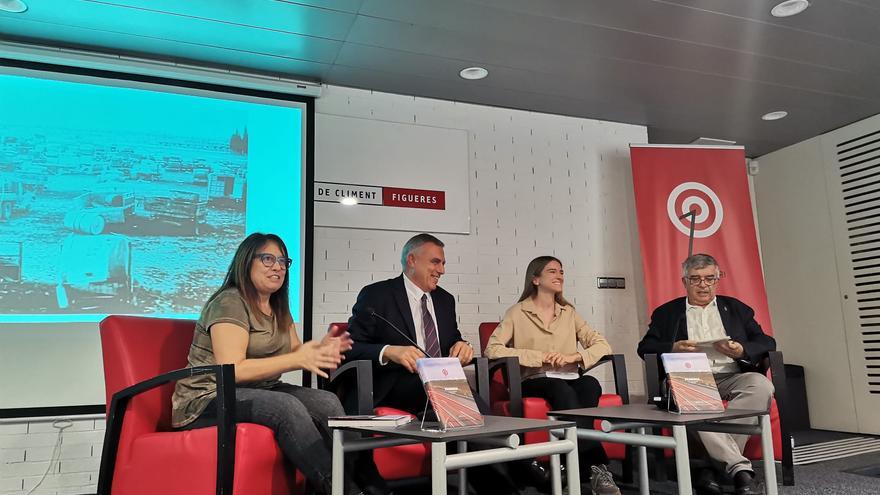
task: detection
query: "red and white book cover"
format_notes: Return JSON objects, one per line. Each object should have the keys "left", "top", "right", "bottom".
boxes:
{"left": 661, "top": 353, "right": 725, "bottom": 413}
{"left": 416, "top": 358, "right": 484, "bottom": 429}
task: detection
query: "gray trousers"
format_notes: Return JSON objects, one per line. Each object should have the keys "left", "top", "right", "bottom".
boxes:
{"left": 698, "top": 372, "right": 774, "bottom": 477}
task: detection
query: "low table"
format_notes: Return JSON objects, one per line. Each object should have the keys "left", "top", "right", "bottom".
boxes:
{"left": 550, "top": 404, "right": 777, "bottom": 495}
{"left": 330, "top": 415, "right": 579, "bottom": 495}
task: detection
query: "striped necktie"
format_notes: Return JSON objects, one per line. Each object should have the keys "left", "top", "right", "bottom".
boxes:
{"left": 421, "top": 294, "right": 441, "bottom": 358}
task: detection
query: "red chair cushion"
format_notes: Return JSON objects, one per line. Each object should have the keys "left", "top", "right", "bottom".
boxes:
{"left": 111, "top": 419, "right": 299, "bottom": 495}
{"left": 372, "top": 407, "right": 430, "bottom": 480}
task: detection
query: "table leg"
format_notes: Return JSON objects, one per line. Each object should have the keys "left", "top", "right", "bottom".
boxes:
{"left": 457, "top": 440, "right": 467, "bottom": 495}
{"left": 637, "top": 426, "right": 650, "bottom": 495}
{"left": 549, "top": 426, "right": 563, "bottom": 495}
{"left": 331, "top": 429, "right": 344, "bottom": 495}
{"left": 565, "top": 426, "right": 581, "bottom": 495}
{"left": 672, "top": 425, "right": 693, "bottom": 495}
{"left": 761, "top": 414, "right": 779, "bottom": 495}
{"left": 431, "top": 441, "right": 447, "bottom": 495}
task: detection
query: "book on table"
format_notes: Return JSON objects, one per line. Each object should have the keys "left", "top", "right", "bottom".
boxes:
{"left": 416, "top": 357, "right": 484, "bottom": 430}
{"left": 327, "top": 414, "right": 413, "bottom": 428}
{"left": 661, "top": 353, "right": 725, "bottom": 414}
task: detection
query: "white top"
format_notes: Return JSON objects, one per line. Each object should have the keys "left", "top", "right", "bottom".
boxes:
{"left": 378, "top": 273, "right": 439, "bottom": 365}
{"left": 685, "top": 298, "right": 739, "bottom": 374}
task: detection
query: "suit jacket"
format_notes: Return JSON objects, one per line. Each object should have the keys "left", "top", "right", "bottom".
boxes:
{"left": 637, "top": 295, "right": 776, "bottom": 373}
{"left": 346, "top": 275, "right": 465, "bottom": 404}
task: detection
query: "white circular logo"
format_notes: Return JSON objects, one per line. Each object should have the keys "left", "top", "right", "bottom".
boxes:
{"left": 666, "top": 182, "right": 723, "bottom": 238}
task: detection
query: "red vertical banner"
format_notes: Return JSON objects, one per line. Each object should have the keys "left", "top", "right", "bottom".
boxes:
{"left": 630, "top": 145, "right": 773, "bottom": 335}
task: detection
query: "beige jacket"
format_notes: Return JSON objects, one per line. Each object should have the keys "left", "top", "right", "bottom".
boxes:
{"left": 485, "top": 298, "right": 612, "bottom": 379}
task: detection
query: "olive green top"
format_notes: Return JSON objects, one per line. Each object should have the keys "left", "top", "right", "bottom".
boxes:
{"left": 171, "top": 288, "right": 291, "bottom": 428}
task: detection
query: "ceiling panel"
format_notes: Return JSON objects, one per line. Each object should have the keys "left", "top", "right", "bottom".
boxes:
{"left": 351, "top": 2, "right": 880, "bottom": 99}
{"left": 0, "top": 3, "right": 344, "bottom": 64}
{"left": 658, "top": 0, "right": 880, "bottom": 47}
{"left": 89, "top": 0, "right": 360, "bottom": 40}
{"left": 462, "top": 0, "right": 880, "bottom": 72}
{"left": 0, "top": 0, "right": 878, "bottom": 156}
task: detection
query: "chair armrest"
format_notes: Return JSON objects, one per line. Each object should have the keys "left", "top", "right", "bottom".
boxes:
{"left": 767, "top": 350, "right": 794, "bottom": 483}
{"left": 584, "top": 354, "right": 630, "bottom": 404}
{"left": 471, "top": 357, "right": 490, "bottom": 407}
{"left": 644, "top": 354, "right": 663, "bottom": 403}
{"left": 98, "top": 364, "right": 236, "bottom": 495}
{"left": 487, "top": 357, "right": 522, "bottom": 417}
{"left": 320, "top": 360, "right": 374, "bottom": 415}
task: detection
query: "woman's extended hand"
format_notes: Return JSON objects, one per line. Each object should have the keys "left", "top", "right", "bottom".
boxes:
{"left": 292, "top": 340, "right": 343, "bottom": 378}
{"left": 322, "top": 324, "right": 353, "bottom": 360}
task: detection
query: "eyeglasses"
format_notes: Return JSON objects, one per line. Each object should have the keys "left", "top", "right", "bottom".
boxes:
{"left": 685, "top": 275, "right": 721, "bottom": 286}
{"left": 255, "top": 253, "right": 292, "bottom": 269}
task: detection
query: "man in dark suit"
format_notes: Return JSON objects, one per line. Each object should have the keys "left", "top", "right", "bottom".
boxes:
{"left": 347, "top": 233, "right": 524, "bottom": 495}
{"left": 347, "top": 233, "right": 474, "bottom": 413}
{"left": 637, "top": 253, "right": 775, "bottom": 495}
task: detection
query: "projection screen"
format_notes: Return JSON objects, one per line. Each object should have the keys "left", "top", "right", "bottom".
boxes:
{"left": 0, "top": 61, "right": 313, "bottom": 412}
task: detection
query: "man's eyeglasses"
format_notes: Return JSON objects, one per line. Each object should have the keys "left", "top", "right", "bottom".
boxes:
{"left": 256, "top": 253, "right": 293, "bottom": 269}
{"left": 685, "top": 275, "right": 721, "bottom": 286}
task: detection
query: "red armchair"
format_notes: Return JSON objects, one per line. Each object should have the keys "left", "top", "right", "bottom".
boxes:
{"left": 97, "top": 315, "right": 305, "bottom": 495}
{"left": 644, "top": 351, "right": 794, "bottom": 486}
{"left": 477, "top": 322, "right": 632, "bottom": 476}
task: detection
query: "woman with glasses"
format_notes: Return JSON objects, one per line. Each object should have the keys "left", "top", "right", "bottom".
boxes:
{"left": 485, "top": 255, "right": 621, "bottom": 495}
{"left": 171, "top": 233, "right": 388, "bottom": 495}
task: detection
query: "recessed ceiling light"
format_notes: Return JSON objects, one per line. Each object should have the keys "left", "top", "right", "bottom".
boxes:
{"left": 459, "top": 67, "right": 488, "bottom": 80}
{"left": 340, "top": 197, "right": 358, "bottom": 206}
{"left": 762, "top": 111, "right": 788, "bottom": 121}
{"left": 0, "top": 0, "right": 27, "bottom": 13}
{"left": 771, "top": 0, "right": 810, "bottom": 18}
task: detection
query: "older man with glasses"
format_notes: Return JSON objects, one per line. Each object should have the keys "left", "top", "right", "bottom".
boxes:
{"left": 637, "top": 253, "right": 776, "bottom": 495}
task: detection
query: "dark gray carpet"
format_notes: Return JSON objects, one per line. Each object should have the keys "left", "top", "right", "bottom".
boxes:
{"left": 409, "top": 451, "right": 880, "bottom": 494}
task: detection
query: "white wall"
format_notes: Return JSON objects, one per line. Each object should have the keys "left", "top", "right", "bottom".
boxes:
{"left": 311, "top": 86, "right": 649, "bottom": 394}
{"left": 0, "top": 416, "right": 104, "bottom": 495}
{"left": 0, "top": 84, "right": 649, "bottom": 494}
{"left": 755, "top": 136, "right": 859, "bottom": 432}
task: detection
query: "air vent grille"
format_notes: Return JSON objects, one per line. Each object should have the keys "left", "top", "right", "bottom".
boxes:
{"left": 838, "top": 129, "right": 880, "bottom": 394}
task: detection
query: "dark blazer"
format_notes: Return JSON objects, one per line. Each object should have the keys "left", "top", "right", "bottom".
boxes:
{"left": 637, "top": 295, "right": 776, "bottom": 372}
{"left": 346, "top": 275, "right": 465, "bottom": 404}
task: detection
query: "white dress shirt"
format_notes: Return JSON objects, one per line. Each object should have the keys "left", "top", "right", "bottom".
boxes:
{"left": 378, "top": 274, "right": 439, "bottom": 365}
{"left": 685, "top": 298, "right": 740, "bottom": 374}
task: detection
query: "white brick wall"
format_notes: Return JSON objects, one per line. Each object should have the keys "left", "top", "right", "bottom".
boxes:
{"left": 3, "top": 83, "right": 650, "bottom": 494}
{"left": 0, "top": 416, "right": 103, "bottom": 495}
{"left": 312, "top": 85, "right": 649, "bottom": 397}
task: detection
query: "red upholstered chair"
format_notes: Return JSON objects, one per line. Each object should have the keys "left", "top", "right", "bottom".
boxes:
{"left": 477, "top": 322, "right": 632, "bottom": 476}
{"left": 644, "top": 351, "right": 794, "bottom": 486}
{"left": 97, "top": 315, "right": 305, "bottom": 495}
{"left": 320, "top": 323, "right": 490, "bottom": 483}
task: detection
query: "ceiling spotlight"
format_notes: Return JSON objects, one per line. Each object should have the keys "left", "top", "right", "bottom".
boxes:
{"left": 340, "top": 197, "right": 358, "bottom": 206}
{"left": 771, "top": 0, "right": 810, "bottom": 18}
{"left": 459, "top": 67, "right": 489, "bottom": 80}
{"left": 762, "top": 111, "right": 788, "bottom": 121}
{"left": 0, "top": 0, "right": 28, "bottom": 13}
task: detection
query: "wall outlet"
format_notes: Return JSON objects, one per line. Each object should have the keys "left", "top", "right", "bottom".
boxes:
{"left": 597, "top": 277, "right": 625, "bottom": 289}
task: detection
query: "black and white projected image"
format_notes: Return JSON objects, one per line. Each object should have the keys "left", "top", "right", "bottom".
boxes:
{"left": 0, "top": 125, "right": 249, "bottom": 317}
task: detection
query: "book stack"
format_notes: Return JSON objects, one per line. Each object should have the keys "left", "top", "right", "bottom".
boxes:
{"left": 327, "top": 414, "right": 413, "bottom": 428}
